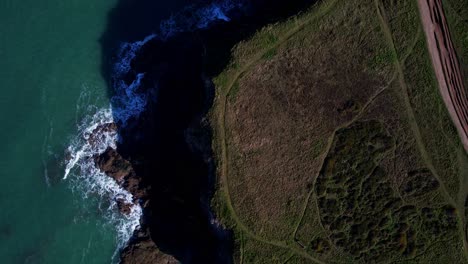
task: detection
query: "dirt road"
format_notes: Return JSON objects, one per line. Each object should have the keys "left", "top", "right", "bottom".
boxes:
{"left": 417, "top": 0, "right": 468, "bottom": 153}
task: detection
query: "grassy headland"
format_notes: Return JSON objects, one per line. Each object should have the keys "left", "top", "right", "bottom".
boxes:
{"left": 210, "top": 0, "right": 468, "bottom": 262}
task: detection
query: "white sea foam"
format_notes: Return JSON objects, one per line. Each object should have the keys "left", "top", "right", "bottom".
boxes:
{"left": 64, "top": 0, "right": 242, "bottom": 255}
{"left": 114, "top": 34, "right": 156, "bottom": 77}
{"left": 64, "top": 104, "right": 143, "bottom": 251}
{"left": 112, "top": 73, "right": 148, "bottom": 125}
{"left": 159, "top": 1, "right": 240, "bottom": 39}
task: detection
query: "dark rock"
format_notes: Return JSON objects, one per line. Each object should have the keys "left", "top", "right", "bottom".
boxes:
{"left": 87, "top": 123, "right": 117, "bottom": 148}
{"left": 121, "top": 237, "right": 179, "bottom": 264}
{"left": 94, "top": 147, "right": 148, "bottom": 214}
{"left": 97, "top": 0, "right": 323, "bottom": 263}
{"left": 116, "top": 198, "right": 133, "bottom": 215}
{"left": 95, "top": 147, "right": 133, "bottom": 183}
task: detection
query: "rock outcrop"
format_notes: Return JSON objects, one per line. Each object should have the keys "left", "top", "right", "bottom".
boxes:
{"left": 120, "top": 238, "right": 179, "bottom": 264}
{"left": 91, "top": 124, "right": 176, "bottom": 263}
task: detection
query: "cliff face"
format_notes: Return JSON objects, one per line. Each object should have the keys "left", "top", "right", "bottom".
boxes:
{"left": 110, "top": 32, "right": 228, "bottom": 263}
{"left": 95, "top": 1, "right": 321, "bottom": 263}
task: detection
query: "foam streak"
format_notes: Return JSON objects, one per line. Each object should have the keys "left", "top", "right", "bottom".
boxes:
{"left": 63, "top": 0, "right": 243, "bottom": 254}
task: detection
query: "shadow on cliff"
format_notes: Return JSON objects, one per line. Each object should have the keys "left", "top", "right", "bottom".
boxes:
{"left": 99, "top": 0, "right": 318, "bottom": 263}
{"left": 99, "top": 0, "right": 205, "bottom": 93}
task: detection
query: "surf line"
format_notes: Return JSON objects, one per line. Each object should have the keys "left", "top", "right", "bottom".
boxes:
{"left": 63, "top": 0, "right": 244, "bottom": 252}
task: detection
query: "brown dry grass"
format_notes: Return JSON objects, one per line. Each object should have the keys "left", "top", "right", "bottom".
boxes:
{"left": 211, "top": 0, "right": 468, "bottom": 262}
{"left": 225, "top": 5, "right": 388, "bottom": 240}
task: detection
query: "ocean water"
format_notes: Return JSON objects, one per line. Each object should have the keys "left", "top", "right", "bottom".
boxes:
{"left": 0, "top": 0, "right": 124, "bottom": 263}
{"left": 0, "top": 0, "right": 243, "bottom": 263}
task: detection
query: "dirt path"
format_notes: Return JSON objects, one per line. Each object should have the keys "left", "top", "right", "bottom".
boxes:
{"left": 418, "top": 0, "right": 468, "bottom": 257}
{"left": 375, "top": 0, "right": 456, "bottom": 207}
{"left": 417, "top": 0, "right": 468, "bottom": 153}
{"left": 216, "top": 0, "right": 467, "bottom": 261}
{"left": 215, "top": 1, "right": 339, "bottom": 263}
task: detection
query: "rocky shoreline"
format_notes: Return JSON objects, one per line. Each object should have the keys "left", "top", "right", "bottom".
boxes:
{"left": 97, "top": 30, "right": 233, "bottom": 263}
{"left": 90, "top": 123, "right": 177, "bottom": 263}
{"left": 91, "top": 1, "right": 321, "bottom": 263}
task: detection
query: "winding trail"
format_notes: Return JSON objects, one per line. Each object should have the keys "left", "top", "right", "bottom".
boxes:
{"left": 417, "top": 0, "right": 468, "bottom": 153}
{"left": 216, "top": 0, "right": 467, "bottom": 261}
{"left": 374, "top": 0, "right": 456, "bottom": 207}
{"left": 417, "top": 0, "right": 468, "bottom": 257}
{"left": 215, "top": 1, "right": 339, "bottom": 262}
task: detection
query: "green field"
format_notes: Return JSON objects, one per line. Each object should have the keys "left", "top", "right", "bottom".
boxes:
{"left": 210, "top": 0, "right": 468, "bottom": 262}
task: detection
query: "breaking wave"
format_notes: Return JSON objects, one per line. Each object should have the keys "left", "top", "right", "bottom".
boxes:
{"left": 63, "top": 0, "right": 242, "bottom": 257}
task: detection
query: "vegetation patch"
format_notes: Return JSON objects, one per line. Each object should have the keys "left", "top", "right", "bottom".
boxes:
{"left": 210, "top": 0, "right": 468, "bottom": 262}
{"left": 400, "top": 169, "right": 440, "bottom": 198}
{"left": 315, "top": 121, "right": 458, "bottom": 262}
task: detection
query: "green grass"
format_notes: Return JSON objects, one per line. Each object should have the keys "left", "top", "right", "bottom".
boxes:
{"left": 261, "top": 48, "right": 278, "bottom": 60}
{"left": 310, "top": 139, "right": 327, "bottom": 159}
{"left": 315, "top": 120, "right": 459, "bottom": 262}
{"left": 369, "top": 48, "right": 398, "bottom": 69}
{"left": 210, "top": 0, "right": 468, "bottom": 262}
{"left": 228, "top": 81, "right": 240, "bottom": 101}
{"left": 383, "top": 0, "right": 465, "bottom": 177}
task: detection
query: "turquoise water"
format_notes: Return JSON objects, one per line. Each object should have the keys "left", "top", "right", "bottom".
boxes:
{"left": 0, "top": 0, "right": 246, "bottom": 262}
{"left": 0, "top": 0, "right": 122, "bottom": 263}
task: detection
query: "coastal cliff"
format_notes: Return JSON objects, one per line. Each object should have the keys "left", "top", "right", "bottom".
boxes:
{"left": 94, "top": 0, "right": 321, "bottom": 263}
